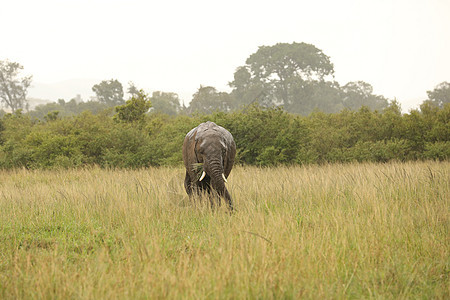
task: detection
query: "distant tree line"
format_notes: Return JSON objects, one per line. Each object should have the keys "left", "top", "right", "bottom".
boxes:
{"left": 4, "top": 42, "right": 449, "bottom": 117}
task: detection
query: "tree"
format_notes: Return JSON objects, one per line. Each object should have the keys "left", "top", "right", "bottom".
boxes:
{"left": 341, "top": 81, "right": 388, "bottom": 111}
{"left": 92, "top": 79, "right": 124, "bottom": 106}
{"left": 230, "top": 42, "right": 336, "bottom": 115}
{"left": 0, "top": 60, "right": 32, "bottom": 113}
{"left": 150, "top": 91, "right": 181, "bottom": 115}
{"left": 426, "top": 81, "right": 450, "bottom": 109}
{"left": 188, "top": 86, "right": 232, "bottom": 114}
{"left": 113, "top": 90, "right": 151, "bottom": 123}
{"left": 127, "top": 81, "right": 140, "bottom": 98}
{"left": 229, "top": 66, "right": 271, "bottom": 109}
{"left": 286, "top": 79, "right": 344, "bottom": 114}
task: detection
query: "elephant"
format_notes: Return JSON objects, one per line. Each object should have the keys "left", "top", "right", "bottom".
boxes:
{"left": 182, "top": 121, "right": 236, "bottom": 210}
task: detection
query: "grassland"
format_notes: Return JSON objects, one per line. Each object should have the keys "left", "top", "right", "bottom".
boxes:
{"left": 0, "top": 162, "right": 448, "bottom": 299}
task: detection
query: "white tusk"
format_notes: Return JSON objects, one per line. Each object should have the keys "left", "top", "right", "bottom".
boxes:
{"left": 199, "top": 171, "right": 206, "bottom": 181}
{"left": 222, "top": 173, "right": 228, "bottom": 183}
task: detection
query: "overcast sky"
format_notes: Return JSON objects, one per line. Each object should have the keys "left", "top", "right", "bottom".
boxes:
{"left": 2, "top": 0, "right": 449, "bottom": 111}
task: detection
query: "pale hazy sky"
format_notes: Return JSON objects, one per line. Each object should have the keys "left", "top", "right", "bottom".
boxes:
{"left": 2, "top": 0, "right": 449, "bottom": 110}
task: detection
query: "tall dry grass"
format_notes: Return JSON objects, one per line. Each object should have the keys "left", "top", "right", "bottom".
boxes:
{"left": 0, "top": 161, "right": 448, "bottom": 299}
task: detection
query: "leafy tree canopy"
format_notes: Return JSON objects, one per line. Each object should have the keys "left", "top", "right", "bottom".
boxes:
{"left": 230, "top": 42, "right": 335, "bottom": 114}
{"left": 426, "top": 81, "right": 450, "bottom": 109}
{"left": 150, "top": 91, "right": 181, "bottom": 115}
{"left": 342, "top": 81, "right": 389, "bottom": 111}
{"left": 92, "top": 79, "right": 124, "bottom": 106}
{"left": 229, "top": 42, "right": 390, "bottom": 115}
{"left": 113, "top": 90, "right": 151, "bottom": 123}
{"left": 188, "top": 86, "right": 232, "bottom": 114}
{"left": 245, "top": 42, "right": 334, "bottom": 83}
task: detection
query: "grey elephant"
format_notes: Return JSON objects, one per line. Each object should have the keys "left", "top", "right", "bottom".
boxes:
{"left": 182, "top": 121, "right": 236, "bottom": 210}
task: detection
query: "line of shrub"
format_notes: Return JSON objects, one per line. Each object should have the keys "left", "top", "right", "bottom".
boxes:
{"left": 0, "top": 102, "right": 448, "bottom": 169}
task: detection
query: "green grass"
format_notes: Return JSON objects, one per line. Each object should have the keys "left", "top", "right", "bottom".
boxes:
{"left": 0, "top": 162, "right": 448, "bottom": 299}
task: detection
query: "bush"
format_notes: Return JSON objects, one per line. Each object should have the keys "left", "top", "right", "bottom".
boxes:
{"left": 101, "top": 124, "right": 151, "bottom": 168}
{"left": 0, "top": 102, "right": 449, "bottom": 169}
{"left": 347, "top": 139, "right": 410, "bottom": 163}
{"left": 216, "top": 105, "right": 305, "bottom": 165}
{"left": 0, "top": 139, "right": 34, "bottom": 168}
{"left": 424, "top": 142, "right": 450, "bottom": 161}
{"left": 24, "top": 131, "right": 83, "bottom": 168}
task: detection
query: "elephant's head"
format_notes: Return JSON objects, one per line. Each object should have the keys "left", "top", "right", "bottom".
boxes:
{"left": 195, "top": 129, "right": 229, "bottom": 182}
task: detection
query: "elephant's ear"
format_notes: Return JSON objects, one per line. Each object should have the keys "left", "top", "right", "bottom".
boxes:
{"left": 186, "top": 126, "right": 198, "bottom": 141}
{"left": 220, "top": 129, "right": 234, "bottom": 148}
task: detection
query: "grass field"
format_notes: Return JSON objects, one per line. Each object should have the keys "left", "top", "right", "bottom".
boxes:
{"left": 0, "top": 162, "right": 448, "bottom": 299}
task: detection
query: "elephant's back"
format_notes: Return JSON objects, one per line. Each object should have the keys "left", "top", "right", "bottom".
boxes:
{"left": 184, "top": 121, "right": 235, "bottom": 151}
{"left": 196, "top": 121, "right": 233, "bottom": 139}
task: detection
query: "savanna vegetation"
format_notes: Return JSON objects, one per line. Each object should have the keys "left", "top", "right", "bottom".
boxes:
{"left": 1, "top": 42, "right": 449, "bottom": 169}
{"left": 1, "top": 42, "right": 448, "bottom": 298}
{"left": 0, "top": 162, "right": 448, "bottom": 298}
